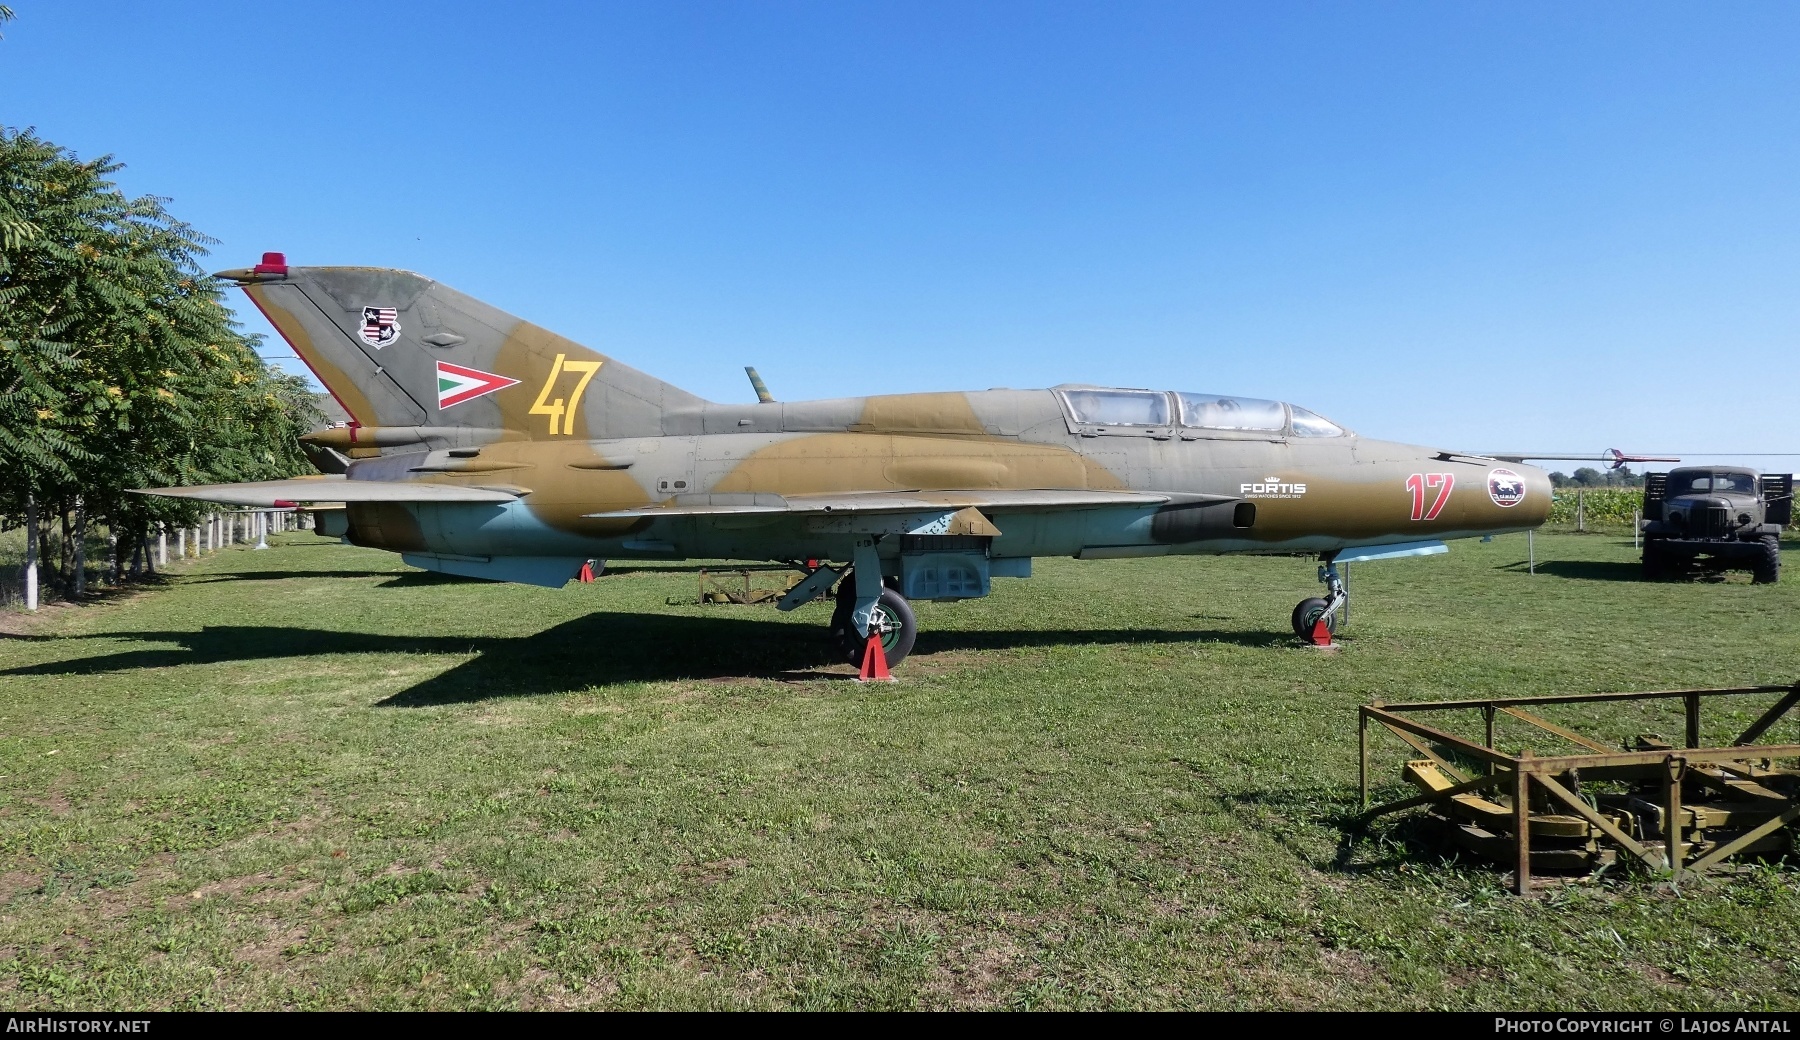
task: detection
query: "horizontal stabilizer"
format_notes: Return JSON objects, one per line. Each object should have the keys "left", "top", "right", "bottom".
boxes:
{"left": 1479, "top": 449, "right": 1680, "bottom": 469}
{"left": 584, "top": 488, "right": 1174, "bottom": 519}
{"left": 132, "top": 476, "right": 522, "bottom": 507}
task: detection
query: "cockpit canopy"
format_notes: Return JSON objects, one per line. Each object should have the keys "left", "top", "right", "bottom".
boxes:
{"left": 1057, "top": 388, "right": 1345, "bottom": 438}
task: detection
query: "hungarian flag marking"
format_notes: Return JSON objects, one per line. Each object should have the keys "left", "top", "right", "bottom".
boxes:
{"left": 436, "top": 361, "right": 520, "bottom": 409}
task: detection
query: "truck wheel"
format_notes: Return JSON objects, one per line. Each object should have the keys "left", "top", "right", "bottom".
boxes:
{"left": 1752, "top": 535, "right": 1781, "bottom": 584}
{"left": 1642, "top": 543, "right": 1667, "bottom": 581}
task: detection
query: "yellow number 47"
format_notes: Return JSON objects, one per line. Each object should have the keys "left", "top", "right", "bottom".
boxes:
{"left": 530, "top": 353, "right": 603, "bottom": 436}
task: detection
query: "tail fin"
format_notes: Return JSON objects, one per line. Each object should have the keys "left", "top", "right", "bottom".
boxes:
{"left": 220, "top": 256, "right": 707, "bottom": 439}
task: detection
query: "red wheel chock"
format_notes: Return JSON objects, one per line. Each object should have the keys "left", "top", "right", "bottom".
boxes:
{"left": 578, "top": 561, "right": 596, "bottom": 583}
{"left": 857, "top": 633, "right": 896, "bottom": 683}
{"left": 1308, "top": 616, "right": 1334, "bottom": 647}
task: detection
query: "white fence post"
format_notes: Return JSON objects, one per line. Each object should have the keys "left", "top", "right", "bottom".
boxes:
{"left": 24, "top": 493, "right": 38, "bottom": 612}
{"left": 72, "top": 498, "right": 87, "bottom": 597}
{"left": 158, "top": 527, "right": 167, "bottom": 567}
{"left": 178, "top": 526, "right": 187, "bottom": 559}
{"left": 254, "top": 511, "right": 269, "bottom": 550}
{"left": 1577, "top": 489, "right": 1586, "bottom": 533}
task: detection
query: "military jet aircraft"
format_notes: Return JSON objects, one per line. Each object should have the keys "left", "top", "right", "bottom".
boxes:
{"left": 141, "top": 254, "right": 1554, "bottom": 667}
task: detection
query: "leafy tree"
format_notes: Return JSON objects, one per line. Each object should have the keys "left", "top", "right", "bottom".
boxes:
{"left": 1, "top": 127, "right": 319, "bottom": 598}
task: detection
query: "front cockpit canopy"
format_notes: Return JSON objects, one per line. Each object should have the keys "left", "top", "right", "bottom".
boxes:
{"left": 1057, "top": 388, "right": 1345, "bottom": 438}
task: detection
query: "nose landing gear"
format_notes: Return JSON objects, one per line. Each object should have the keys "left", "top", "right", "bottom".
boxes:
{"left": 1291, "top": 553, "right": 1346, "bottom": 646}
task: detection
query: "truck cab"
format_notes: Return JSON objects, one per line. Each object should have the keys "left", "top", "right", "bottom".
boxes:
{"left": 1641, "top": 467, "right": 1791, "bottom": 583}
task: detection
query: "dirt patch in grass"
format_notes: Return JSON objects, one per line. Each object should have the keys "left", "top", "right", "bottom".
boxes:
{"left": 187, "top": 872, "right": 280, "bottom": 903}
{"left": 1637, "top": 962, "right": 1690, "bottom": 988}
{"left": 693, "top": 858, "right": 748, "bottom": 886}
{"left": 0, "top": 872, "right": 41, "bottom": 903}
{"left": 22, "top": 785, "right": 72, "bottom": 816}
{"left": 925, "top": 932, "right": 1027, "bottom": 1008}
{"left": 1318, "top": 946, "right": 1383, "bottom": 986}
{"left": 237, "top": 921, "right": 312, "bottom": 970}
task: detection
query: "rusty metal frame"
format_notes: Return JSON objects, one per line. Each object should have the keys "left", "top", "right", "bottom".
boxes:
{"left": 1357, "top": 683, "right": 1800, "bottom": 894}
{"left": 697, "top": 566, "right": 801, "bottom": 605}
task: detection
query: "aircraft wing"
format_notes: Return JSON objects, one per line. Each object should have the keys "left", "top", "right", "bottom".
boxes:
{"left": 585, "top": 488, "right": 1186, "bottom": 519}
{"left": 132, "top": 476, "right": 523, "bottom": 507}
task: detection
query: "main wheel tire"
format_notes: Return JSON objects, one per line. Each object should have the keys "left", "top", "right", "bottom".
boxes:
{"left": 1752, "top": 535, "right": 1781, "bottom": 584}
{"left": 829, "top": 585, "right": 918, "bottom": 668}
{"left": 1291, "top": 597, "right": 1338, "bottom": 638}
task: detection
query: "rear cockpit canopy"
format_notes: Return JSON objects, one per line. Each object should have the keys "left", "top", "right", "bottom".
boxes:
{"left": 1055, "top": 387, "right": 1345, "bottom": 438}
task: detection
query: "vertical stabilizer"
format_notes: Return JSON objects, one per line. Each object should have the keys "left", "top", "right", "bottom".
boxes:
{"left": 219, "top": 257, "right": 707, "bottom": 439}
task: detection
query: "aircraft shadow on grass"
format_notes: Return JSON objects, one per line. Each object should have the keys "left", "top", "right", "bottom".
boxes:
{"left": 0, "top": 614, "right": 1282, "bottom": 704}
{"left": 1498, "top": 559, "right": 1643, "bottom": 582}
{"left": 179, "top": 570, "right": 404, "bottom": 584}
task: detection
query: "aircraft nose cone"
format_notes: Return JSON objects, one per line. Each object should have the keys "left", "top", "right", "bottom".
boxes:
{"left": 1447, "top": 456, "right": 1551, "bottom": 528}
{"left": 1500, "top": 463, "right": 1554, "bottom": 526}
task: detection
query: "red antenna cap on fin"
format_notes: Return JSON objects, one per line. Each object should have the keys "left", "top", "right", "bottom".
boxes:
{"left": 253, "top": 252, "right": 288, "bottom": 275}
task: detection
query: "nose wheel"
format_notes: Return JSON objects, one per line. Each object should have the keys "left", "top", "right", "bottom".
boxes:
{"left": 1291, "top": 555, "right": 1346, "bottom": 646}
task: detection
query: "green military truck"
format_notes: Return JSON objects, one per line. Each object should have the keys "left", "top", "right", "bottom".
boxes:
{"left": 1641, "top": 467, "right": 1792, "bottom": 583}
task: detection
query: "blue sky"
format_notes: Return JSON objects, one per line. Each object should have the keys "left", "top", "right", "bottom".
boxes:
{"left": 2, "top": 2, "right": 1796, "bottom": 470}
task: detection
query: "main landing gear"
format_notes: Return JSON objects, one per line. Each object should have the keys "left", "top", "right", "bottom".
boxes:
{"left": 829, "top": 582, "right": 917, "bottom": 668}
{"left": 1291, "top": 553, "right": 1346, "bottom": 646}
{"left": 778, "top": 555, "right": 918, "bottom": 670}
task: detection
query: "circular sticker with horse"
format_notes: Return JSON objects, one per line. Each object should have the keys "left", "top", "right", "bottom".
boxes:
{"left": 1487, "top": 468, "right": 1528, "bottom": 508}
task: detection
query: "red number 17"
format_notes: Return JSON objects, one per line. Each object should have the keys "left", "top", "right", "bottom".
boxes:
{"left": 1406, "top": 472, "right": 1455, "bottom": 521}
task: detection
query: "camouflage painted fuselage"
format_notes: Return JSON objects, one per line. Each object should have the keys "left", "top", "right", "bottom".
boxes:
{"left": 220, "top": 261, "right": 1551, "bottom": 580}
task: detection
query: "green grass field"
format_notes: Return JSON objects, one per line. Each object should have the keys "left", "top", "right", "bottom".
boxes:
{"left": 1, "top": 530, "right": 1797, "bottom": 1010}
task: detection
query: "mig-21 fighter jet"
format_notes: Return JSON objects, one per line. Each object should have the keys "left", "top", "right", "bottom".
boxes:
{"left": 141, "top": 254, "right": 1553, "bottom": 668}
